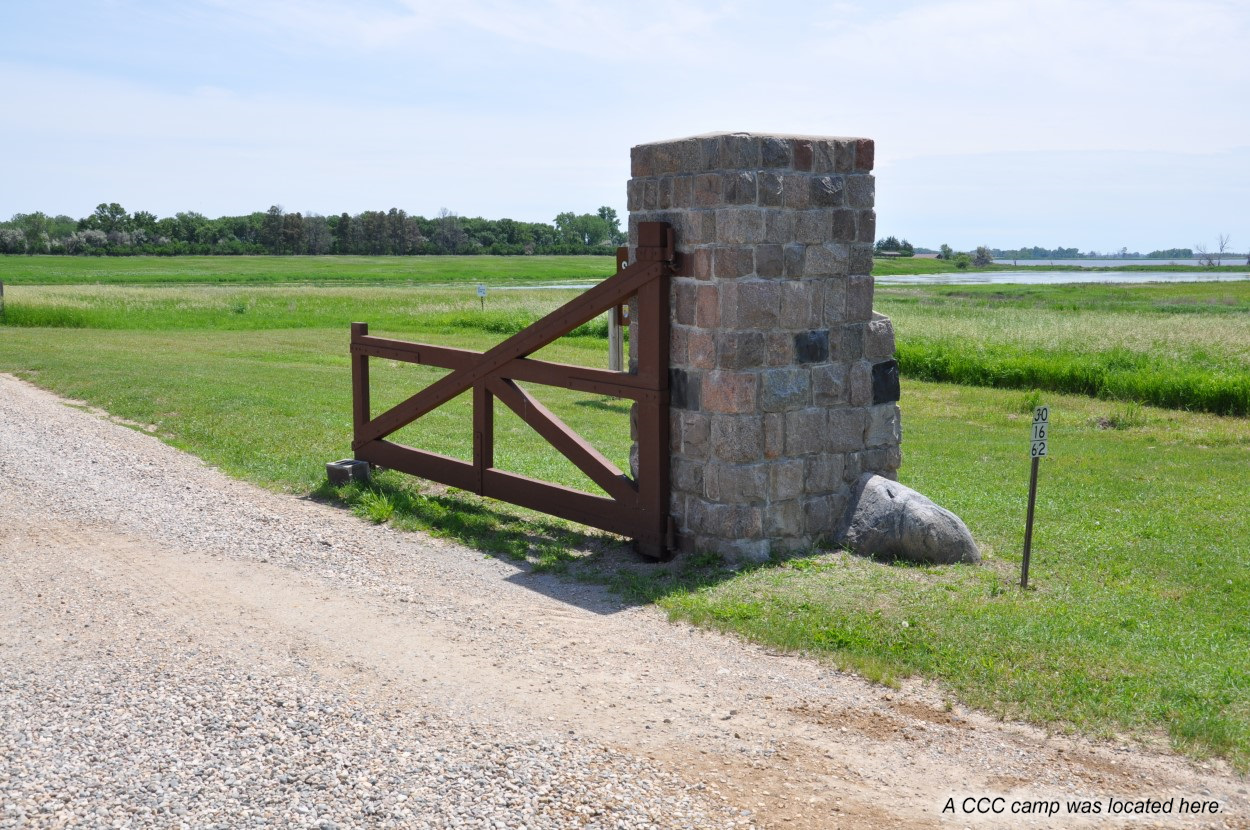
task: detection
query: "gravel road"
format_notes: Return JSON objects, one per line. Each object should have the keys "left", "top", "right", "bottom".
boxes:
{"left": 1, "top": 372, "right": 1246, "bottom": 829}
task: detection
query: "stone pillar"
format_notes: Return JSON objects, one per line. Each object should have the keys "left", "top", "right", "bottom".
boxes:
{"left": 627, "top": 132, "right": 901, "bottom": 561}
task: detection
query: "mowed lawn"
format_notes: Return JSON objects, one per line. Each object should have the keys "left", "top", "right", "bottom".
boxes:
{"left": 1, "top": 268, "right": 1248, "bottom": 770}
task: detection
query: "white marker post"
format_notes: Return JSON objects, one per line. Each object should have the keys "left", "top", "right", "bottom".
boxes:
{"left": 1021, "top": 405, "right": 1049, "bottom": 588}
{"left": 477, "top": 283, "right": 487, "bottom": 312}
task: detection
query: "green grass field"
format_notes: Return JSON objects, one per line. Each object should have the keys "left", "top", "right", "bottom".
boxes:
{"left": 1, "top": 259, "right": 1248, "bottom": 770}
{"left": 0, "top": 254, "right": 617, "bottom": 285}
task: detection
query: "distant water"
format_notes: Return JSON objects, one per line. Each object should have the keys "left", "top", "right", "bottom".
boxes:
{"left": 991, "top": 258, "right": 1249, "bottom": 267}
{"left": 879, "top": 271, "right": 1250, "bottom": 286}
{"left": 473, "top": 274, "right": 1250, "bottom": 290}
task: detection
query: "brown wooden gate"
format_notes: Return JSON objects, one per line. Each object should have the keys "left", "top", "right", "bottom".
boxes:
{"left": 348, "top": 222, "right": 685, "bottom": 559}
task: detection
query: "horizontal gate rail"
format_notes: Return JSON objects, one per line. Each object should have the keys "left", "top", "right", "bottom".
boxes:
{"left": 348, "top": 221, "right": 684, "bottom": 558}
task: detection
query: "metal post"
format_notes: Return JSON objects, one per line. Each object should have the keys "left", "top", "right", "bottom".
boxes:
{"left": 1021, "top": 455, "right": 1040, "bottom": 588}
{"left": 608, "top": 305, "right": 623, "bottom": 372}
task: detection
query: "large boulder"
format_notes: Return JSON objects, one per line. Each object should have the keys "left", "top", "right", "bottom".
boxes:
{"left": 836, "top": 474, "right": 980, "bottom": 564}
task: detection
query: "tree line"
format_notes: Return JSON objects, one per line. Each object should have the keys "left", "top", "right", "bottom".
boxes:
{"left": 0, "top": 204, "right": 626, "bottom": 256}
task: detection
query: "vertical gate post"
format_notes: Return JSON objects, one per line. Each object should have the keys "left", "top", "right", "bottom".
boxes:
{"left": 350, "top": 321, "right": 370, "bottom": 439}
{"left": 628, "top": 132, "right": 901, "bottom": 561}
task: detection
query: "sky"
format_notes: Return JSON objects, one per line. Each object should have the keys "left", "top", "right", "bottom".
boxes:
{"left": 2, "top": 0, "right": 1247, "bottom": 253}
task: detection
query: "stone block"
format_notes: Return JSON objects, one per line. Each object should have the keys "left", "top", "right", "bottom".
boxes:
{"left": 755, "top": 243, "right": 784, "bottom": 278}
{"left": 691, "top": 247, "right": 713, "bottom": 280}
{"left": 846, "top": 274, "right": 874, "bottom": 320}
{"left": 843, "top": 451, "right": 862, "bottom": 483}
{"left": 849, "top": 244, "right": 874, "bottom": 276}
{"left": 656, "top": 139, "right": 702, "bottom": 175}
{"left": 710, "top": 414, "right": 764, "bottom": 463}
{"left": 672, "top": 175, "right": 694, "bottom": 209}
{"left": 803, "top": 492, "right": 846, "bottom": 536}
{"left": 673, "top": 456, "right": 704, "bottom": 493}
{"left": 865, "top": 314, "right": 895, "bottom": 359}
{"left": 705, "top": 463, "right": 769, "bottom": 502}
{"left": 694, "top": 173, "right": 723, "bottom": 208}
{"left": 834, "top": 323, "right": 864, "bottom": 362}
{"left": 830, "top": 209, "right": 857, "bottom": 243}
{"left": 771, "top": 459, "right": 806, "bottom": 501}
{"left": 657, "top": 176, "right": 675, "bottom": 210}
{"left": 872, "top": 359, "right": 901, "bottom": 405}
{"left": 734, "top": 281, "right": 782, "bottom": 328}
{"left": 793, "top": 330, "right": 829, "bottom": 364}
{"left": 761, "top": 136, "right": 792, "bottom": 168}
{"left": 812, "top": 362, "right": 848, "bottom": 406}
{"left": 692, "top": 209, "right": 719, "bottom": 241}
{"left": 835, "top": 140, "right": 857, "bottom": 173}
{"left": 679, "top": 411, "right": 710, "bottom": 459}
{"left": 764, "top": 412, "right": 785, "bottom": 459}
{"left": 764, "top": 209, "right": 797, "bottom": 244}
{"left": 782, "top": 174, "right": 812, "bottom": 210}
{"left": 695, "top": 283, "right": 720, "bottom": 327}
{"left": 725, "top": 171, "right": 757, "bottom": 205}
{"left": 846, "top": 174, "right": 874, "bottom": 209}
{"left": 783, "top": 243, "right": 806, "bottom": 278}
{"left": 856, "top": 210, "right": 876, "bottom": 243}
{"left": 627, "top": 178, "right": 643, "bottom": 212}
{"left": 713, "top": 246, "right": 755, "bottom": 279}
{"left": 780, "top": 281, "right": 822, "bottom": 328}
{"left": 695, "top": 135, "right": 722, "bottom": 171}
{"left": 670, "top": 325, "right": 689, "bottom": 364}
{"left": 757, "top": 172, "right": 784, "bottom": 208}
{"left": 716, "top": 209, "right": 765, "bottom": 244}
{"left": 765, "top": 332, "right": 795, "bottom": 367}
{"left": 673, "top": 279, "right": 697, "bottom": 326}
{"left": 805, "top": 453, "right": 846, "bottom": 493}
{"left": 806, "top": 242, "right": 849, "bottom": 276}
{"left": 710, "top": 502, "right": 765, "bottom": 539}
{"left": 828, "top": 407, "right": 867, "bottom": 453}
{"left": 670, "top": 367, "right": 702, "bottom": 411}
{"left": 719, "top": 133, "right": 760, "bottom": 169}
{"left": 820, "top": 279, "right": 846, "bottom": 324}
{"left": 686, "top": 328, "right": 715, "bottom": 369}
{"left": 715, "top": 330, "right": 767, "bottom": 369}
{"left": 785, "top": 407, "right": 826, "bottom": 456}
{"left": 705, "top": 536, "right": 772, "bottom": 563}
{"left": 849, "top": 359, "right": 873, "bottom": 407}
{"left": 760, "top": 367, "right": 811, "bottom": 411}
{"left": 767, "top": 499, "right": 803, "bottom": 536}
{"left": 641, "top": 179, "right": 658, "bottom": 210}
{"left": 795, "top": 210, "right": 833, "bottom": 244}
{"left": 701, "top": 370, "right": 758, "bottom": 414}
{"left": 791, "top": 139, "right": 814, "bottom": 172}
{"left": 811, "top": 141, "right": 837, "bottom": 174}
{"left": 865, "top": 403, "right": 902, "bottom": 448}
{"left": 631, "top": 144, "right": 655, "bottom": 177}
{"left": 810, "top": 175, "right": 846, "bottom": 208}
{"left": 855, "top": 138, "right": 875, "bottom": 171}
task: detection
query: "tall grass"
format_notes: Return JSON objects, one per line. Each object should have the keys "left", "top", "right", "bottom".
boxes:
{"left": 878, "top": 283, "right": 1250, "bottom": 416}
{"left": 897, "top": 339, "right": 1250, "bottom": 416}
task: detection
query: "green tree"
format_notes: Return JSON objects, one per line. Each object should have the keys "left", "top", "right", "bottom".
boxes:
{"left": 260, "top": 205, "right": 284, "bottom": 253}
{"left": 85, "top": 202, "right": 130, "bottom": 234}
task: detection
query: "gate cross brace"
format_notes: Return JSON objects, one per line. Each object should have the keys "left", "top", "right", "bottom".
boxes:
{"left": 353, "top": 257, "right": 667, "bottom": 449}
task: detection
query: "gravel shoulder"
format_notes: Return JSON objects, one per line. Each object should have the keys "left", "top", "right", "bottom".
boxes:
{"left": 1, "top": 372, "right": 1246, "bottom": 829}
